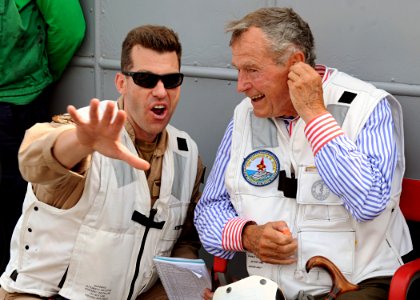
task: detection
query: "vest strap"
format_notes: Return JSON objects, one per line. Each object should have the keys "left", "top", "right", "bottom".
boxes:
{"left": 58, "top": 267, "right": 68, "bottom": 288}
{"left": 131, "top": 209, "right": 165, "bottom": 229}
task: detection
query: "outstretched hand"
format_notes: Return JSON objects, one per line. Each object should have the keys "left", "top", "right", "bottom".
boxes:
{"left": 67, "top": 98, "right": 150, "bottom": 170}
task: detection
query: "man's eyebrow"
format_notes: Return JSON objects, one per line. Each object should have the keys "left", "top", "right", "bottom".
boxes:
{"left": 231, "top": 62, "right": 257, "bottom": 70}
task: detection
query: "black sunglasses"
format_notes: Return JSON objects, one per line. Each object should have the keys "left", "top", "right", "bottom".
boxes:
{"left": 122, "top": 71, "right": 184, "bottom": 89}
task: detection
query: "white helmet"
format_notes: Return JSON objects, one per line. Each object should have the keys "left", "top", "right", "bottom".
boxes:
{"left": 213, "top": 275, "right": 285, "bottom": 300}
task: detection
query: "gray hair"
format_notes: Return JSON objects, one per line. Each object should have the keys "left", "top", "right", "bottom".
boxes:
{"left": 226, "top": 7, "right": 316, "bottom": 67}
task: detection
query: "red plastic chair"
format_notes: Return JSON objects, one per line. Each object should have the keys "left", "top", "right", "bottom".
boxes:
{"left": 212, "top": 256, "right": 229, "bottom": 289}
{"left": 389, "top": 177, "right": 420, "bottom": 300}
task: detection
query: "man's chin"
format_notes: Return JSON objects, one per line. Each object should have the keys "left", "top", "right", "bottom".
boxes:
{"left": 149, "top": 122, "right": 169, "bottom": 134}
{"left": 252, "top": 109, "right": 270, "bottom": 118}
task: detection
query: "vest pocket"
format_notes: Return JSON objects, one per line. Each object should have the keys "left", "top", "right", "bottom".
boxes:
{"left": 301, "top": 204, "right": 350, "bottom": 222}
{"left": 296, "top": 166, "right": 351, "bottom": 224}
{"left": 63, "top": 225, "right": 133, "bottom": 299}
{"left": 161, "top": 200, "right": 188, "bottom": 241}
{"left": 296, "top": 230, "right": 355, "bottom": 282}
{"left": 297, "top": 165, "right": 342, "bottom": 206}
{"left": 294, "top": 167, "right": 355, "bottom": 286}
{"left": 157, "top": 196, "right": 189, "bottom": 255}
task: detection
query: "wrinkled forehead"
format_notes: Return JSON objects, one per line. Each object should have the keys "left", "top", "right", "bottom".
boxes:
{"left": 230, "top": 32, "right": 278, "bottom": 68}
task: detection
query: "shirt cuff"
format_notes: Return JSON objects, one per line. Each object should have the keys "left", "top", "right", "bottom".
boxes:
{"left": 222, "top": 218, "right": 253, "bottom": 252}
{"left": 304, "top": 112, "right": 344, "bottom": 156}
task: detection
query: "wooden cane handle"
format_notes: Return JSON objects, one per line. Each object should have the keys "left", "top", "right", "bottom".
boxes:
{"left": 306, "top": 255, "right": 359, "bottom": 299}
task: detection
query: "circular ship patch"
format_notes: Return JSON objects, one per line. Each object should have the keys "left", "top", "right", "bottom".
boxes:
{"left": 242, "top": 150, "right": 280, "bottom": 186}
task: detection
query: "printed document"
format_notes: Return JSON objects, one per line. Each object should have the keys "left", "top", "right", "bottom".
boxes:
{"left": 153, "top": 256, "right": 212, "bottom": 300}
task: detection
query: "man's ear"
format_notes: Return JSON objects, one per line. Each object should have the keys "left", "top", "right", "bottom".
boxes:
{"left": 288, "top": 50, "right": 305, "bottom": 66}
{"left": 115, "top": 72, "right": 126, "bottom": 94}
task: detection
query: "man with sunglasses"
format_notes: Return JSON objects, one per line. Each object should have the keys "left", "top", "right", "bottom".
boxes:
{"left": 0, "top": 25, "right": 205, "bottom": 300}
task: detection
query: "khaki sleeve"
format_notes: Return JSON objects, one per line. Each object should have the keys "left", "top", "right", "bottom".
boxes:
{"left": 18, "top": 121, "right": 90, "bottom": 208}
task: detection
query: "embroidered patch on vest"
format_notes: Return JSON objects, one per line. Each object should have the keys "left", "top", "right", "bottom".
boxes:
{"left": 242, "top": 150, "right": 280, "bottom": 186}
{"left": 311, "top": 179, "right": 330, "bottom": 201}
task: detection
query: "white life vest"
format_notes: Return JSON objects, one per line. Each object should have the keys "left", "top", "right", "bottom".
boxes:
{"left": 225, "top": 69, "right": 411, "bottom": 299}
{"left": 1, "top": 101, "right": 199, "bottom": 300}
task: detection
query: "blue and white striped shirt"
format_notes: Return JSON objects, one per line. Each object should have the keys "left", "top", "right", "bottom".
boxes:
{"left": 194, "top": 99, "right": 397, "bottom": 258}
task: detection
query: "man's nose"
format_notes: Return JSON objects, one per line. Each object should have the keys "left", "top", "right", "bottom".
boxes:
{"left": 236, "top": 72, "right": 251, "bottom": 93}
{"left": 151, "top": 80, "right": 168, "bottom": 97}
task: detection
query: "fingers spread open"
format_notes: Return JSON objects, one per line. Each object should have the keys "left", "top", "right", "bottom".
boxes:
{"left": 88, "top": 98, "right": 100, "bottom": 125}
{"left": 108, "top": 110, "right": 127, "bottom": 136}
{"left": 101, "top": 101, "right": 116, "bottom": 126}
{"left": 67, "top": 105, "right": 83, "bottom": 125}
{"left": 118, "top": 146, "right": 150, "bottom": 170}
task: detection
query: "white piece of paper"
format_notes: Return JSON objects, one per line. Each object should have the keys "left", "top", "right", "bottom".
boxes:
{"left": 153, "top": 256, "right": 212, "bottom": 300}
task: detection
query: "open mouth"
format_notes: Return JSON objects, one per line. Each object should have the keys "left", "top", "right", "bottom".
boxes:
{"left": 151, "top": 105, "right": 166, "bottom": 116}
{"left": 250, "top": 94, "right": 265, "bottom": 102}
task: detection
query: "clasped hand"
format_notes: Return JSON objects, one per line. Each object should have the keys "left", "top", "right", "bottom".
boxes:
{"left": 242, "top": 221, "right": 297, "bottom": 265}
